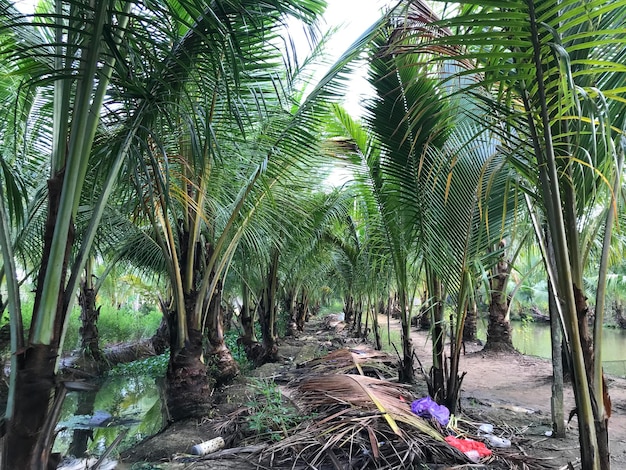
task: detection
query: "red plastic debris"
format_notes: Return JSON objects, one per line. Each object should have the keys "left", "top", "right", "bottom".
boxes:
{"left": 445, "top": 435, "right": 492, "bottom": 459}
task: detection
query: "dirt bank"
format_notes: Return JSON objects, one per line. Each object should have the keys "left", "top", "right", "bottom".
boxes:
{"left": 387, "top": 314, "right": 626, "bottom": 468}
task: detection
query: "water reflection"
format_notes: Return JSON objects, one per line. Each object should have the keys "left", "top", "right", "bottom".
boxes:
{"left": 54, "top": 375, "right": 164, "bottom": 458}
{"left": 478, "top": 319, "right": 626, "bottom": 376}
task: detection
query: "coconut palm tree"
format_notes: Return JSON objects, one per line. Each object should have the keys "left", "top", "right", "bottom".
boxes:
{"left": 0, "top": 0, "right": 143, "bottom": 465}
{"left": 395, "top": 0, "right": 626, "bottom": 466}
{"left": 0, "top": 0, "right": 327, "bottom": 465}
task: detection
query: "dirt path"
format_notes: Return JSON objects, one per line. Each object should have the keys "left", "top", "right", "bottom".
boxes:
{"left": 118, "top": 314, "right": 626, "bottom": 469}
{"left": 380, "top": 314, "right": 626, "bottom": 468}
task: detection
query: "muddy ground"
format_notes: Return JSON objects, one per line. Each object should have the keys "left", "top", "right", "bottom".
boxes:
{"left": 117, "top": 314, "right": 626, "bottom": 469}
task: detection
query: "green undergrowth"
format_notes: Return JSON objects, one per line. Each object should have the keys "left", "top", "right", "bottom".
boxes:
{"left": 107, "top": 329, "right": 255, "bottom": 379}
{"left": 224, "top": 328, "right": 253, "bottom": 372}
{"left": 0, "top": 300, "right": 162, "bottom": 355}
{"left": 109, "top": 351, "right": 170, "bottom": 378}
{"left": 245, "top": 378, "right": 312, "bottom": 442}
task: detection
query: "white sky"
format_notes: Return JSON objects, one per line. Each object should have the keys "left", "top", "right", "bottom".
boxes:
{"left": 314, "top": 0, "right": 390, "bottom": 116}
{"left": 312, "top": 1, "right": 391, "bottom": 187}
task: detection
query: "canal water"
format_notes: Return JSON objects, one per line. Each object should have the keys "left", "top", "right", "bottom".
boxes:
{"left": 54, "top": 375, "right": 164, "bottom": 458}
{"left": 477, "top": 319, "right": 626, "bottom": 377}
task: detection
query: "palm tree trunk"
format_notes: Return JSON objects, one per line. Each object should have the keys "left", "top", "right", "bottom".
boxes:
{"left": 463, "top": 300, "right": 477, "bottom": 342}
{"left": 344, "top": 294, "right": 355, "bottom": 324}
{"left": 372, "top": 302, "right": 382, "bottom": 350}
{"left": 548, "top": 278, "right": 566, "bottom": 437}
{"left": 296, "top": 290, "right": 308, "bottom": 331}
{"left": 284, "top": 288, "right": 298, "bottom": 336}
{"left": 77, "top": 264, "right": 106, "bottom": 371}
{"left": 166, "top": 327, "right": 212, "bottom": 421}
{"left": 429, "top": 273, "right": 446, "bottom": 402}
{"left": 238, "top": 278, "right": 263, "bottom": 363}
{"left": 258, "top": 250, "right": 280, "bottom": 364}
{"left": 6, "top": 345, "right": 58, "bottom": 468}
{"left": 206, "top": 282, "right": 239, "bottom": 384}
{"left": 484, "top": 243, "right": 514, "bottom": 352}
{"left": 6, "top": 172, "right": 73, "bottom": 468}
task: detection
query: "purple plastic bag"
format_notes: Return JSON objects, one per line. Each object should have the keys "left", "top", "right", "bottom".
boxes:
{"left": 410, "top": 396, "right": 450, "bottom": 426}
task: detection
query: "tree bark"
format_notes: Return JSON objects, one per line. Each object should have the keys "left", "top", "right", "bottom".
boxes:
{"left": 257, "top": 250, "right": 280, "bottom": 365}
{"left": 484, "top": 241, "right": 514, "bottom": 352}
{"left": 5, "top": 173, "right": 73, "bottom": 469}
{"left": 284, "top": 288, "right": 298, "bottom": 337}
{"left": 77, "top": 277, "right": 107, "bottom": 372}
{"left": 206, "top": 284, "right": 239, "bottom": 385}
{"left": 463, "top": 300, "right": 477, "bottom": 342}
{"left": 548, "top": 279, "right": 565, "bottom": 438}
{"left": 344, "top": 294, "right": 355, "bottom": 325}
{"left": 166, "top": 328, "right": 212, "bottom": 422}
{"left": 295, "top": 290, "right": 308, "bottom": 332}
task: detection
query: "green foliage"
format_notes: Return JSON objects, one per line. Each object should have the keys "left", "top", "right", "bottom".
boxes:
{"left": 224, "top": 329, "right": 253, "bottom": 372}
{"left": 246, "top": 378, "right": 309, "bottom": 441}
{"left": 378, "top": 325, "right": 403, "bottom": 356}
{"left": 108, "top": 352, "right": 169, "bottom": 379}
{"left": 318, "top": 299, "right": 343, "bottom": 316}
{"left": 63, "top": 303, "right": 162, "bottom": 352}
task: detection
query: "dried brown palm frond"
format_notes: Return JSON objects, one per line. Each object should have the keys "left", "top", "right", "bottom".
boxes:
{"left": 296, "top": 346, "right": 395, "bottom": 378}
{"left": 294, "top": 374, "right": 441, "bottom": 440}
{"left": 256, "top": 408, "right": 467, "bottom": 469}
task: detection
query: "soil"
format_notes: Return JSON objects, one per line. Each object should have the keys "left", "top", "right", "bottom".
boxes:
{"left": 116, "top": 314, "right": 626, "bottom": 469}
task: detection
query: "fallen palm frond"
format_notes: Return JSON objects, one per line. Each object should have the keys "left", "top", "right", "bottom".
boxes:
{"left": 295, "top": 374, "right": 441, "bottom": 440}
{"left": 296, "top": 346, "right": 395, "bottom": 378}
{"left": 258, "top": 411, "right": 465, "bottom": 469}
{"left": 248, "top": 373, "right": 468, "bottom": 469}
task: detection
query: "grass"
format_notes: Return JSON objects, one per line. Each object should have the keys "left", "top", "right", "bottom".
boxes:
{"left": 63, "top": 303, "right": 162, "bottom": 352}
{"left": 377, "top": 323, "right": 404, "bottom": 356}
{"left": 246, "top": 378, "right": 310, "bottom": 441}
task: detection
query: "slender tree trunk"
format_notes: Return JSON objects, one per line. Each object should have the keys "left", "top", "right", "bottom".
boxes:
{"left": 573, "top": 284, "right": 611, "bottom": 468}
{"left": 463, "top": 300, "right": 477, "bottom": 342}
{"left": 223, "top": 302, "right": 235, "bottom": 333}
{"left": 418, "top": 290, "right": 431, "bottom": 330}
{"left": 484, "top": 241, "right": 514, "bottom": 352}
{"left": 240, "top": 279, "right": 255, "bottom": 344}
{"left": 429, "top": 276, "right": 446, "bottom": 403}
{"left": 372, "top": 302, "right": 382, "bottom": 350}
{"left": 238, "top": 280, "right": 263, "bottom": 363}
{"left": 548, "top": 278, "right": 565, "bottom": 438}
{"left": 354, "top": 298, "right": 363, "bottom": 337}
{"left": 77, "top": 267, "right": 107, "bottom": 371}
{"left": 284, "top": 288, "right": 298, "bottom": 336}
{"left": 399, "top": 290, "right": 414, "bottom": 383}
{"left": 257, "top": 250, "right": 280, "bottom": 365}
{"left": 296, "top": 290, "right": 308, "bottom": 331}
{"left": 344, "top": 294, "right": 355, "bottom": 324}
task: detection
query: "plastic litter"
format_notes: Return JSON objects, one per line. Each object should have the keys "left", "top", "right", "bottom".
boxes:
{"left": 484, "top": 434, "right": 511, "bottom": 448}
{"left": 410, "top": 396, "right": 450, "bottom": 426}
{"left": 190, "top": 437, "right": 225, "bottom": 456}
{"left": 478, "top": 423, "right": 493, "bottom": 434}
{"left": 445, "top": 435, "right": 492, "bottom": 461}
